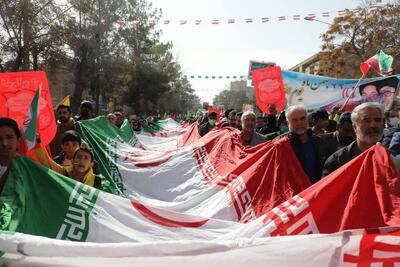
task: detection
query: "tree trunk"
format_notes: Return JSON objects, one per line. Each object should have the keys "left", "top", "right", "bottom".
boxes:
{"left": 32, "top": 50, "right": 38, "bottom": 70}
{"left": 11, "top": 46, "right": 26, "bottom": 71}
{"left": 72, "top": 75, "right": 85, "bottom": 115}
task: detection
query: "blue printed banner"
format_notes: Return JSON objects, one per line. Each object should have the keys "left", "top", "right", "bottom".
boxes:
{"left": 282, "top": 71, "right": 400, "bottom": 111}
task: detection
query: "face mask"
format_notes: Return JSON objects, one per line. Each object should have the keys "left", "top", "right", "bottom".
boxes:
{"left": 388, "top": 117, "right": 399, "bottom": 127}
{"left": 209, "top": 119, "right": 216, "bottom": 126}
{"left": 280, "top": 125, "right": 289, "bottom": 133}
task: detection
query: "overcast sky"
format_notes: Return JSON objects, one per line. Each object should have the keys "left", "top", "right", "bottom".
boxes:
{"left": 148, "top": 0, "right": 380, "bottom": 104}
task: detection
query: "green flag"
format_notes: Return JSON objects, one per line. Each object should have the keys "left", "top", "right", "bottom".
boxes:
{"left": 0, "top": 156, "right": 99, "bottom": 240}
{"left": 22, "top": 86, "right": 41, "bottom": 151}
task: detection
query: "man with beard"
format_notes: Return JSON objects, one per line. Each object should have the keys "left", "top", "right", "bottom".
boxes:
{"left": 286, "top": 105, "right": 330, "bottom": 184}
{"left": 322, "top": 102, "right": 385, "bottom": 177}
{"left": 319, "top": 112, "right": 355, "bottom": 157}
{"left": 75, "top": 100, "right": 94, "bottom": 121}
{"left": 50, "top": 104, "right": 76, "bottom": 156}
{"left": 241, "top": 111, "right": 269, "bottom": 147}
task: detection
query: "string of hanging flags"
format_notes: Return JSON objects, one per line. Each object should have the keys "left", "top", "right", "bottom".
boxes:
{"left": 114, "top": 5, "right": 383, "bottom": 28}
{"left": 183, "top": 75, "right": 249, "bottom": 80}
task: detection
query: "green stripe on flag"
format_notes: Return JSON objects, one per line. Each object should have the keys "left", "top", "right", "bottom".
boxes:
{"left": 76, "top": 116, "right": 137, "bottom": 195}
{"left": 22, "top": 86, "right": 41, "bottom": 149}
{"left": 0, "top": 156, "right": 99, "bottom": 241}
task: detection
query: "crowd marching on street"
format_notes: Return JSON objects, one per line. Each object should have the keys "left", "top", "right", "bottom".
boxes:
{"left": 0, "top": 97, "right": 399, "bottom": 190}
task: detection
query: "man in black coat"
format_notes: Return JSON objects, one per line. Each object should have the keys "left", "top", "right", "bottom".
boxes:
{"left": 286, "top": 105, "right": 330, "bottom": 184}
{"left": 319, "top": 112, "right": 355, "bottom": 158}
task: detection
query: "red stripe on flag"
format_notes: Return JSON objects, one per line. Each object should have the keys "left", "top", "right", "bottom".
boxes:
{"left": 131, "top": 201, "right": 209, "bottom": 228}
{"left": 322, "top": 12, "right": 330, "bottom": 17}
{"left": 227, "top": 19, "right": 235, "bottom": 24}
{"left": 129, "top": 151, "right": 173, "bottom": 168}
{"left": 307, "top": 14, "right": 316, "bottom": 19}
{"left": 293, "top": 15, "right": 301, "bottom": 20}
{"left": 211, "top": 20, "right": 219, "bottom": 25}
{"left": 278, "top": 16, "right": 286, "bottom": 21}
{"left": 290, "top": 220, "right": 310, "bottom": 235}
{"left": 261, "top": 17, "right": 269, "bottom": 23}
{"left": 245, "top": 18, "right": 253, "bottom": 23}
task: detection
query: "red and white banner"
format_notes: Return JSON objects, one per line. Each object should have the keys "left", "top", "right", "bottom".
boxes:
{"left": 3, "top": 116, "right": 400, "bottom": 266}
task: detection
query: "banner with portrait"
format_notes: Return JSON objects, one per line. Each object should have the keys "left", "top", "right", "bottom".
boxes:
{"left": 281, "top": 71, "right": 400, "bottom": 111}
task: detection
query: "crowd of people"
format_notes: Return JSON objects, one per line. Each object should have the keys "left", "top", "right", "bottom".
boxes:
{"left": 196, "top": 101, "right": 399, "bottom": 185}
{"left": 0, "top": 98, "right": 399, "bottom": 194}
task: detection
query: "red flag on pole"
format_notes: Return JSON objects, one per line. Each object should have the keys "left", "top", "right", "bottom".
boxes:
{"left": 252, "top": 66, "right": 286, "bottom": 114}
{"left": 207, "top": 106, "right": 221, "bottom": 122}
{"left": 0, "top": 71, "right": 56, "bottom": 147}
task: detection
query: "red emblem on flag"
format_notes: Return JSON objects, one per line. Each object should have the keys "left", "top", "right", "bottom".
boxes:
{"left": 131, "top": 201, "right": 209, "bottom": 228}
{"left": 123, "top": 149, "right": 174, "bottom": 168}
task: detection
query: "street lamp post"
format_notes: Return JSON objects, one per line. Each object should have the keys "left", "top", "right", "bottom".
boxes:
{"left": 304, "top": 16, "right": 332, "bottom": 26}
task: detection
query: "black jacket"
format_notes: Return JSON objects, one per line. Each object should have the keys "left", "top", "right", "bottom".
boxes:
{"left": 288, "top": 129, "right": 331, "bottom": 184}
{"left": 322, "top": 141, "right": 362, "bottom": 177}
{"left": 382, "top": 126, "right": 400, "bottom": 148}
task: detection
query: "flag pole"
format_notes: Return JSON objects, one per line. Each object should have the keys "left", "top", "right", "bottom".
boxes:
{"left": 340, "top": 73, "right": 366, "bottom": 111}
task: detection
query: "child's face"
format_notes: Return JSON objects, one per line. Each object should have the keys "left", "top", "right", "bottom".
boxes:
{"left": 73, "top": 150, "right": 93, "bottom": 174}
{"left": 61, "top": 141, "right": 80, "bottom": 159}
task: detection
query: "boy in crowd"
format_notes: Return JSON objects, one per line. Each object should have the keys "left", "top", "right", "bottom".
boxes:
{"left": 0, "top": 118, "right": 20, "bottom": 183}
{"left": 35, "top": 145, "right": 102, "bottom": 189}
{"left": 50, "top": 104, "right": 75, "bottom": 156}
{"left": 311, "top": 109, "right": 330, "bottom": 135}
{"left": 53, "top": 130, "right": 81, "bottom": 167}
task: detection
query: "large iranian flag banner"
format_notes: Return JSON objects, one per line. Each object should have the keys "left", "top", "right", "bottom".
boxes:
{"left": 2, "top": 116, "right": 400, "bottom": 265}
{"left": 1, "top": 143, "right": 400, "bottom": 265}
{"left": 76, "top": 116, "right": 311, "bottom": 221}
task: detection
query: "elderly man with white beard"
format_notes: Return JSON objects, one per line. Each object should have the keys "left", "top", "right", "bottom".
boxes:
{"left": 322, "top": 102, "right": 385, "bottom": 177}
{"left": 241, "top": 111, "right": 269, "bottom": 147}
